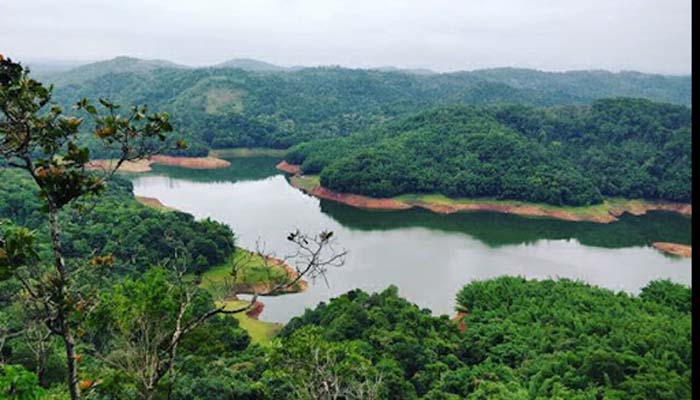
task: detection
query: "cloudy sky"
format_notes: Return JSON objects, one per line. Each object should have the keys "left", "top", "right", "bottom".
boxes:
{"left": 1, "top": 0, "right": 691, "bottom": 74}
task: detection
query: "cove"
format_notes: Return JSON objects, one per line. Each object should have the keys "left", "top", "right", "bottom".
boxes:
{"left": 130, "top": 156, "right": 692, "bottom": 323}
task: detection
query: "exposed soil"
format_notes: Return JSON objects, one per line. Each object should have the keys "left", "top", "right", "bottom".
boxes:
{"left": 452, "top": 312, "right": 467, "bottom": 333}
{"left": 135, "top": 195, "right": 177, "bottom": 211}
{"left": 276, "top": 160, "right": 301, "bottom": 174}
{"left": 87, "top": 159, "right": 152, "bottom": 173}
{"left": 309, "top": 186, "right": 412, "bottom": 210}
{"left": 409, "top": 200, "right": 616, "bottom": 223}
{"left": 245, "top": 300, "right": 265, "bottom": 320}
{"left": 88, "top": 155, "right": 230, "bottom": 173}
{"left": 279, "top": 162, "right": 692, "bottom": 224}
{"left": 652, "top": 242, "right": 692, "bottom": 258}
{"left": 150, "top": 155, "right": 230, "bottom": 169}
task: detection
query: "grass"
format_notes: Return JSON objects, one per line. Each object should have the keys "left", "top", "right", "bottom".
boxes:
{"left": 198, "top": 247, "right": 289, "bottom": 290}
{"left": 209, "top": 148, "right": 287, "bottom": 158}
{"left": 195, "top": 247, "right": 294, "bottom": 344}
{"left": 205, "top": 88, "right": 244, "bottom": 114}
{"left": 396, "top": 193, "right": 645, "bottom": 218}
{"left": 290, "top": 175, "right": 321, "bottom": 192}
{"left": 217, "top": 299, "right": 282, "bottom": 344}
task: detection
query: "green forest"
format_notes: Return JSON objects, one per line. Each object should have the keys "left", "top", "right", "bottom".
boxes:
{"left": 39, "top": 57, "right": 690, "bottom": 157}
{"left": 3, "top": 272, "right": 691, "bottom": 399}
{"left": 0, "top": 169, "right": 235, "bottom": 276}
{"left": 286, "top": 98, "right": 691, "bottom": 205}
{"left": 0, "top": 51, "right": 692, "bottom": 400}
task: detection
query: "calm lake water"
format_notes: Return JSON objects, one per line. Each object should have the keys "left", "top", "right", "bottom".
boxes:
{"left": 131, "top": 156, "right": 692, "bottom": 323}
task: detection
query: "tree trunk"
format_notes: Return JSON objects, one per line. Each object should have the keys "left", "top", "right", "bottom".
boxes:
{"left": 48, "top": 206, "right": 81, "bottom": 400}
{"left": 62, "top": 325, "right": 80, "bottom": 400}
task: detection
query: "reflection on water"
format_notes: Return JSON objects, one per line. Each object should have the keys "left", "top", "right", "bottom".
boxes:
{"left": 320, "top": 201, "right": 691, "bottom": 249}
{"left": 132, "top": 157, "right": 692, "bottom": 323}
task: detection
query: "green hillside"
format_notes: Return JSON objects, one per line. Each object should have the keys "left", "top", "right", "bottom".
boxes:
{"left": 286, "top": 98, "right": 691, "bottom": 205}
{"left": 39, "top": 58, "right": 690, "bottom": 157}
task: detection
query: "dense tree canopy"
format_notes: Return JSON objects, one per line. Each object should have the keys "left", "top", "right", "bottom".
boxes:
{"left": 269, "top": 277, "right": 691, "bottom": 399}
{"left": 0, "top": 168, "right": 235, "bottom": 275}
{"left": 41, "top": 58, "right": 690, "bottom": 156}
{"left": 1, "top": 56, "right": 691, "bottom": 399}
{"left": 287, "top": 98, "right": 691, "bottom": 205}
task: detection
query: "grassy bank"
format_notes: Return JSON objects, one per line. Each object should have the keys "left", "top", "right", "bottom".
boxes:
{"left": 288, "top": 174, "right": 691, "bottom": 223}
{"left": 198, "top": 247, "right": 304, "bottom": 293}
{"left": 217, "top": 299, "right": 282, "bottom": 344}
{"left": 196, "top": 247, "right": 304, "bottom": 343}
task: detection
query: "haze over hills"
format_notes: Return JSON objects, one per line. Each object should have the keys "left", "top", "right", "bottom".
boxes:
{"left": 36, "top": 55, "right": 690, "bottom": 160}
{"left": 31, "top": 56, "right": 692, "bottom": 89}
{"left": 214, "top": 58, "right": 292, "bottom": 72}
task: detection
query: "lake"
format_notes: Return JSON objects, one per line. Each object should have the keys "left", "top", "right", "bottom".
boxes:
{"left": 131, "top": 156, "right": 692, "bottom": 323}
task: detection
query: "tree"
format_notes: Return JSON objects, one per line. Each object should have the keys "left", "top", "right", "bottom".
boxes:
{"left": 0, "top": 55, "right": 174, "bottom": 399}
{"left": 75, "top": 230, "right": 345, "bottom": 400}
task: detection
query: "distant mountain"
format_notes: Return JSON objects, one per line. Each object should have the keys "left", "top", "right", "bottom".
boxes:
{"left": 373, "top": 66, "right": 436, "bottom": 75}
{"left": 214, "top": 58, "right": 288, "bottom": 72}
{"left": 458, "top": 67, "right": 691, "bottom": 105}
{"left": 41, "top": 57, "right": 691, "bottom": 107}
{"left": 44, "top": 56, "right": 190, "bottom": 85}
{"left": 44, "top": 56, "right": 690, "bottom": 158}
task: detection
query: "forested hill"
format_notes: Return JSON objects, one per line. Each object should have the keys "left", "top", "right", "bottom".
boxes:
{"left": 38, "top": 57, "right": 691, "bottom": 155}
{"left": 286, "top": 98, "right": 691, "bottom": 206}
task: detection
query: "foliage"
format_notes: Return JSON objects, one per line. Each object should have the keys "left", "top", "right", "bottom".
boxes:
{"left": 274, "top": 278, "right": 691, "bottom": 399}
{"left": 288, "top": 99, "right": 690, "bottom": 205}
{"left": 1, "top": 55, "right": 174, "bottom": 400}
{"left": 43, "top": 59, "right": 690, "bottom": 156}
{"left": 0, "top": 364, "right": 45, "bottom": 399}
{"left": 83, "top": 267, "right": 251, "bottom": 398}
{"left": 0, "top": 168, "right": 235, "bottom": 275}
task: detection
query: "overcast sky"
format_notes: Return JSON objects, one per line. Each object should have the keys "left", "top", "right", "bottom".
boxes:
{"left": 1, "top": 0, "right": 692, "bottom": 74}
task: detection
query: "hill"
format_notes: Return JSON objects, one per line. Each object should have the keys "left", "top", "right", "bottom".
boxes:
{"left": 40, "top": 56, "right": 190, "bottom": 86}
{"left": 42, "top": 57, "right": 691, "bottom": 156}
{"left": 285, "top": 98, "right": 691, "bottom": 206}
{"left": 214, "top": 58, "right": 289, "bottom": 72}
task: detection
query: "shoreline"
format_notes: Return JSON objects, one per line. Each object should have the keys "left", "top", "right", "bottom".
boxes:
{"left": 135, "top": 195, "right": 177, "bottom": 211}
{"left": 88, "top": 154, "right": 231, "bottom": 173}
{"left": 652, "top": 242, "right": 692, "bottom": 258}
{"left": 278, "top": 162, "right": 692, "bottom": 224}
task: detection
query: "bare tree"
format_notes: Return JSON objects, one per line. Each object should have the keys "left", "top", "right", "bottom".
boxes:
{"left": 281, "top": 336, "right": 383, "bottom": 400}
{"left": 94, "top": 230, "right": 346, "bottom": 400}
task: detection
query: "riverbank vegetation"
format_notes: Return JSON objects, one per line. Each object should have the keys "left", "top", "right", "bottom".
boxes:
{"left": 286, "top": 99, "right": 691, "bottom": 207}
{"left": 2, "top": 56, "right": 691, "bottom": 399}
{"left": 288, "top": 172, "right": 690, "bottom": 223}
{"left": 0, "top": 168, "right": 235, "bottom": 275}
{"left": 197, "top": 247, "right": 307, "bottom": 295}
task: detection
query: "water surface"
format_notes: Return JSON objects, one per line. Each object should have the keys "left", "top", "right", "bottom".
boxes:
{"left": 131, "top": 157, "right": 692, "bottom": 322}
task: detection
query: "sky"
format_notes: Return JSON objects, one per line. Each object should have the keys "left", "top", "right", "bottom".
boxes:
{"left": 1, "top": 0, "right": 692, "bottom": 74}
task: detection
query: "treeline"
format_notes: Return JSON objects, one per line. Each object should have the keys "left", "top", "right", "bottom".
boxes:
{"left": 3, "top": 275, "right": 690, "bottom": 399}
{"left": 262, "top": 277, "right": 690, "bottom": 399}
{"left": 41, "top": 58, "right": 690, "bottom": 156}
{"left": 287, "top": 98, "right": 691, "bottom": 205}
{"left": 0, "top": 168, "right": 235, "bottom": 275}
